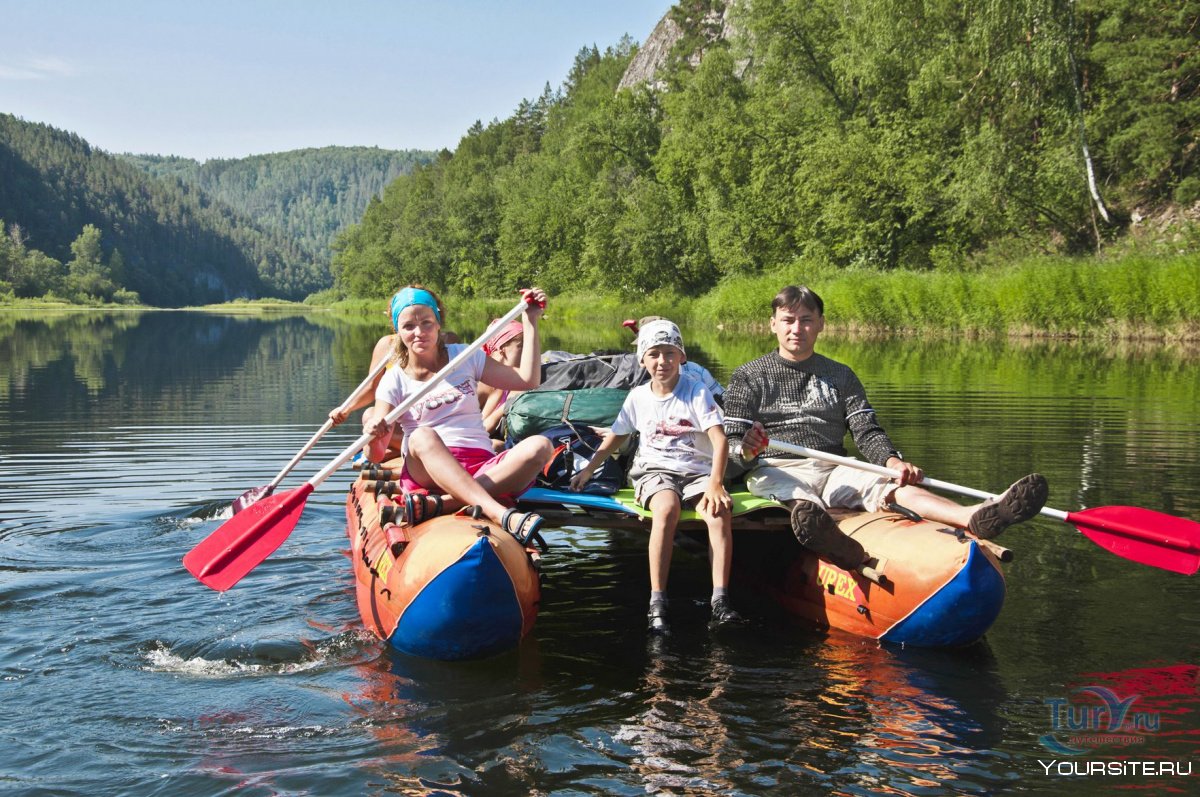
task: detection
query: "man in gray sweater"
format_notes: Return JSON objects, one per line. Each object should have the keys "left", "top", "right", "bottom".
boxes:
{"left": 723, "top": 285, "right": 1047, "bottom": 569}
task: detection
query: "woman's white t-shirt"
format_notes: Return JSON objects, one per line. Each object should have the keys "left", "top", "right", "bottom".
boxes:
{"left": 374, "top": 344, "right": 493, "bottom": 453}
{"left": 611, "top": 372, "right": 724, "bottom": 478}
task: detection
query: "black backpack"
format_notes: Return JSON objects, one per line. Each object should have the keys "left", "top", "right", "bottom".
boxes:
{"left": 536, "top": 424, "right": 623, "bottom": 495}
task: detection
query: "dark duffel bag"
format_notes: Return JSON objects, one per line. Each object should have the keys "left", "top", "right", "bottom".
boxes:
{"left": 503, "top": 387, "right": 628, "bottom": 442}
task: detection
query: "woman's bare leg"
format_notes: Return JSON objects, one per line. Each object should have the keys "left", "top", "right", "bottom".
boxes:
{"left": 473, "top": 436, "right": 554, "bottom": 497}
{"left": 405, "top": 429, "right": 553, "bottom": 526}
{"left": 404, "top": 428, "right": 509, "bottom": 523}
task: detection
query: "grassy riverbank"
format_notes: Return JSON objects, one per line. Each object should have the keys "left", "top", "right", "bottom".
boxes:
{"left": 445, "top": 253, "right": 1197, "bottom": 341}
{"left": 688, "top": 253, "right": 1200, "bottom": 339}
{"left": 6, "top": 252, "right": 1198, "bottom": 340}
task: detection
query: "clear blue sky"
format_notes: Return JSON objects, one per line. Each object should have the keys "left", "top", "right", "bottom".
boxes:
{"left": 0, "top": 0, "right": 673, "bottom": 161}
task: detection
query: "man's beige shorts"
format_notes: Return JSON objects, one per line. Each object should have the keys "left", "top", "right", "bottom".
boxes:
{"left": 745, "top": 457, "right": 895, "bottom": 510}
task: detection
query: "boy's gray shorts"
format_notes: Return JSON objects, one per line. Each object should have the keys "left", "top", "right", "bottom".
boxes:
{"left": 632, "top": 470, "right": 710, "bottom": 509}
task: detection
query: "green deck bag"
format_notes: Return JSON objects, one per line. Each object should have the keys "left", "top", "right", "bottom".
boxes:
{"left": 504, "top": 387, "right": 629, "bottom": 442}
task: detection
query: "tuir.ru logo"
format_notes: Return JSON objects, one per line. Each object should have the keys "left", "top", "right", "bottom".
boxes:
{"left": 1040, "top": 686, "right": 1158, "bottom": 755}
{"left": 1036, "top": 685, "right": 1193, "bottom": 778}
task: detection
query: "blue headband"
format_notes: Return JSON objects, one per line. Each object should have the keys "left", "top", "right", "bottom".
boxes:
{"left": 390, "top": 288, "right": 442, "bottom": 329}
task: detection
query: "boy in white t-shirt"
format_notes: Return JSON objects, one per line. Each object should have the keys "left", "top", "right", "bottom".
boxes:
{"left": 570, "top": 319, "right": 744, "bottom": 634}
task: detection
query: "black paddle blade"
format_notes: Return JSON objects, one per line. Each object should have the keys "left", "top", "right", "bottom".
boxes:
{"left": 231, "top": 483, "right": 274, "bottom": 515}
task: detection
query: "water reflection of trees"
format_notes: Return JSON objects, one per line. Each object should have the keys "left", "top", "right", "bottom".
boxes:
{"left": 0, "top": 310, "right": 387, "bottom": 425}
{"left": 0, "top": 310, "right": 142, "bottom": 396}
{"left": 5, "top": 309, "right": 1196, "bottom": 521}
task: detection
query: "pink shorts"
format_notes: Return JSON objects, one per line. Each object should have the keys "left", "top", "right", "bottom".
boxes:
{"left": 399, "top": 446, "right": 532, "bottom": 498}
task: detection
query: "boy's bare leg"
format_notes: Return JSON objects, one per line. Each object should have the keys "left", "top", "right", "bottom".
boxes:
{"left": 699, "top": 500, "right": 744, "bottom": 628}
{"left": 647, "top": 490, "right": 681, "bottom": 593}
{"left": 700, "top": 503, "right": 733, "bottom": 590}
{"left": 645, "top": 489, "right": 680, "bottom": 635}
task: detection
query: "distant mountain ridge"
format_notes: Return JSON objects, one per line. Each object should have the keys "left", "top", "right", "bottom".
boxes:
{"left": 0, "top": 113, "right": 436, "bottom": 304}
{"left": 1, "top": 113, "right": 316, "bottom": 304}
{"left": 121, "top": 146, "right": 436, "bottom": 269}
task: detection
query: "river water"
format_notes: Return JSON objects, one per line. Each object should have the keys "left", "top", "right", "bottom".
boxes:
{"left": 1, "top": 308, "right": 1198, "bottom": 795}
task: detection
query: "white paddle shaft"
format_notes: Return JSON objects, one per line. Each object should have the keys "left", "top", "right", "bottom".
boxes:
{"left": 725, "top": 416, "right": 1068, "bottom": 521}
{"left": 264, "top": 358, "right": 391, "bottom": 492}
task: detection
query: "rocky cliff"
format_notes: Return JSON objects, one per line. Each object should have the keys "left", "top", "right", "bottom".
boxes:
{"left": 618, "top": 2, "right": 744, "bottom": 92}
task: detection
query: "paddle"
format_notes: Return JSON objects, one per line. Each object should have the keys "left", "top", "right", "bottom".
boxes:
{"left": 184, "top": 295, "right": 536, "bottom": 591}
{"left": 231, "top": 358, "right": 390, "bottom": 514}
{"left": 756, "top": 436, "right": 1200, "bottom": 576}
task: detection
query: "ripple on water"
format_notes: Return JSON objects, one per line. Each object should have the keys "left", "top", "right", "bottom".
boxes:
{"left": 139, "top": 629, "right": 378, "bottom": 679}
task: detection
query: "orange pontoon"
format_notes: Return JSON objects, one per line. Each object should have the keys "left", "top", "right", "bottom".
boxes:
{"left": 345, "top": 474, "right": 541, "bottom": 660}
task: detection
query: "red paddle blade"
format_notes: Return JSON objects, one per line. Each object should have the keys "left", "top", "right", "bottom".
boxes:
{"left": 184, "top": 484, "right": 315, "bottom": 591}
{"left": 1067, "top": 505, "right": 1200, "bottom": 575}
{"left": 231, "top": 483, "right": 274, "bottom": 514}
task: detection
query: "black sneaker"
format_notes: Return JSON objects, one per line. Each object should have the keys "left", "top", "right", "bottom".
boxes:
{"left": 647, "top": 599, "right": 669, "bottom": 636}
{"left": 968, "top": 473, "right": 1049, "bottom": 539}
{"left": 709, "top": 597, "right": 745, "bottom": 629}
{"left": 790, "top": 500, "right": 867, "bottom": 571}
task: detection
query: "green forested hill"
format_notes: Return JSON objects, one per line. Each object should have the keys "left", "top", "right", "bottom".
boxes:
{"left": 121, "top": 147, "right": 435, "bottom": 268}
{"left": 0, "top": 113, "right": 322, "bottom": 304}
{"left": 333, "top": 0, "right": 1199, "bottom": 301}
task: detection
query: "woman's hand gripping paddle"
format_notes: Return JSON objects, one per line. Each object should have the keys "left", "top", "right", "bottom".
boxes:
{"left": 757, "top": 436, "right": 1200, "bottom": 575}
{"left": 231, "top": 358, "right": 389, "bottom": 514}
{"left": 184, "top": 295, "right": 539, "bottom": 591}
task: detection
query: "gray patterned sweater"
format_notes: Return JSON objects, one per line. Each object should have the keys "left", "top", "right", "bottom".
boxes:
{"left": 722, "top": 351, "right": 901, "bottom": 470}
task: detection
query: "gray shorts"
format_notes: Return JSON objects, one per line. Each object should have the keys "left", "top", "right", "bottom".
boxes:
{"left": 745, "top": 457, "right": 896, "bottom": 511}
{"left": 632, "top": 470, "right": 710, "bottom": 509}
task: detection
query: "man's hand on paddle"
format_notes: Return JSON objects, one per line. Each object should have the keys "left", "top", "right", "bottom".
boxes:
{"left": 886, "top": 456, "right": 923, "bottom": 487}
{"left": 741, "top": 421, "right": 768, "bottom": 459}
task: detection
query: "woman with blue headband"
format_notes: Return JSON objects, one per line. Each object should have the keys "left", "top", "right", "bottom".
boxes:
{"left": 365, "top": 284, "right": 553, "bottom": 540}
{"left": 327, "top": 286, "right": 453, "bottom": 462}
